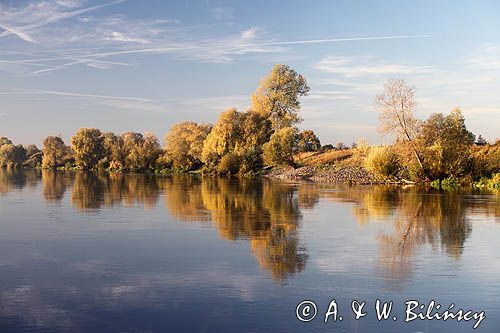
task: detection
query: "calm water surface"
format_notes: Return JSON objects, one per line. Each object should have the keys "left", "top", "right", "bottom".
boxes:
{"left": 0, "top": 169, "right": 499, "bottom": 332}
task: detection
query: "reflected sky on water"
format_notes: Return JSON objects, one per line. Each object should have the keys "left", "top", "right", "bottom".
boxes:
{"left": 0, "top": 169, "right": 499, "bottom": 332}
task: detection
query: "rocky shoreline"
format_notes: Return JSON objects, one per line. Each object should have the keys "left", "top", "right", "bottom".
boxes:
{"left": 265, "top": 165, "right": 381, "bottom": 184}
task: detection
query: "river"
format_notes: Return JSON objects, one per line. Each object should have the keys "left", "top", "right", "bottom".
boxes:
{"left": 0, "top": 169, "right": 498, "bottom": 332}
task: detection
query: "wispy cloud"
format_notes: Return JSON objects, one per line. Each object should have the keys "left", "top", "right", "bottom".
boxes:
{"left": 101, "top": 99, "right": 167, "bottom": 113}
{"left": 251, "top": 34, "right": 429, "bottom": 46}
{"left": 0, "top": 0, "right": 127, "bottom": 43}
{"left": 466, "top": 44, "right": 500, "bottom": 71}
{"left": 0, "top": 89, "right": 151, "bottom": 102}
{"left": 0, "top": 22, "right": 39, "bottom": 43}
{"left": 0, "top": 1, "right": 429, "bottom": 76}
{"left": 104, "top": 31, "right": 150, "bottom": 44}
{"left": 1, "top": 32, "right": 429, "bottom": 75}
{"left": 315, "top": 56, "right": 433, "bottom": 77}
{"left": 306, "top": 90, "right": 354, "bottom": 101}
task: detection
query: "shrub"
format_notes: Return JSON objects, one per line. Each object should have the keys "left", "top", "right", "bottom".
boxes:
{"left": 364, "top": 145, "right": 400, "bottom": 179}
{"left": 217, "top": 153, "right": 240, "bottom": 175}
{"left": 262, "top": 127, "right": 299, "bottom": 166}
{"left": 470, "top": 140, "right": 500, "bottom": 179}
{"left": 487, "top": 173, "right": 500, "bottom": 189}
{"left": 238, "top": 148, "right": 263, "bottom": 175}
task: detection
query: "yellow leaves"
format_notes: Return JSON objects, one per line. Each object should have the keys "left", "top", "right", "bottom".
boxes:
{"left": 364, "top": 145, "right": 400, "bottom": 180}
{"left": 251, "top": 64, "right": 309, "bottom": 130}
{"left": 70, "top": 128, "right": 104, "bottom": 169}
{"left": 164, "top": 121, "right": 211, "bottom": 171}
{"left": 262, "top": 127, "right": 299, "bottom": 167}
{"left": 201, "top": 108, "right": 271, "bottom": 173}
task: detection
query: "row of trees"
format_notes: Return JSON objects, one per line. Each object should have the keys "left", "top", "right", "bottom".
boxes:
{"left": 1, "top": 67, "right": 497, "bottom": 183}
{"left": 42, "top": 130, "right": 162, "bottom": 171}
{"left": 0, "top": 137, "right": 42, "bottom": 168}
{"left": 1, "top": 65, "right": 321, "bottom": 174}
{"left": 0, "top": 131, "right": 162, "bottom": 172}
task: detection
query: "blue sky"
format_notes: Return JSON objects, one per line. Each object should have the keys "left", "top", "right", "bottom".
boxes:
{"left": 0, "top": 0, "right": 499, "bottom": 146}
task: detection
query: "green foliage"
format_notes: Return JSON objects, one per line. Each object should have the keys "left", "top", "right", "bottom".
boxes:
{"left": 487, "top": 173, "right": 500, "bottom": 189}
{"left": 431, "top": 177, "right": 459, "bottom": 190}
{"left": 70, "top": 128, "right": 104, "bottom": 170}
{"left": 364, "top": 145, "right": 400, "bottom": 180}
{"left": 475, "top": 173, "right": 500, "bottom": 189}
{"left": 165, "top": 122, "right": 211, "bottom": 171}
{"left": 263, "top": 127, "right": 299, "bottom": 167}
{"left": 298, "top": 130, "right": 321, "bottom": 152}
{"left": 252, "top": 64, "right": 309, "bottom": 130}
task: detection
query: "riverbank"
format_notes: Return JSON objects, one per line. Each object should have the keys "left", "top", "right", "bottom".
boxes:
{"left": 264, "top": 164, "right": 500, "bottom": 190}
{"left": 265, "top": 165, "right": 381, "bottom": 184}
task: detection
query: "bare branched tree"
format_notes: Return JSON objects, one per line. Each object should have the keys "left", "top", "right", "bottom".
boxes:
{"left": 376, "top": 79, "right": 425, "bottom": 175}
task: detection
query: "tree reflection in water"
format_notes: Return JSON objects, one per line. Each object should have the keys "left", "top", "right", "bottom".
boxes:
{"left": 321, "top": 186, "right": 477, "bottom": 281}
{"left": 1, "top": 169, "right": 498, "bottom": 282}
{"left": 163, "top": 176, "right": 308, "bottom": 281}
{"left": 0, "top": 168, "right": 40, "bottom": 195}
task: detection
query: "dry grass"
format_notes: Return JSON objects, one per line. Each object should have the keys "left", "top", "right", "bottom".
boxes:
{"left": 294, "top": 149, "right": 353, "bottom": 166}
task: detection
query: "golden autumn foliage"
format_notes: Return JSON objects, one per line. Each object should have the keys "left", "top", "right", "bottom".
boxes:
{"left": 201, "top": 108, "right": 271, "bottom": 174}
{"left": 1, "top": 68, "right": 498, "bottom": 186}
{"left": 42, "top": 136, "right": 72, "bottom": 169}
{"left": 252, "top": 64, "right": 309, "bottom": 130}
{"left": 262, "top": 127, "right": 299, "bottom": 166}
{"left": 164, "top": 122, "right": 211, "bottom": 171}
{"left": 418, "top": 108, "right": 475, "bottom": 180}
{"left": 71, "top": 128, "right": 104, "bottom": 170}
{"left": 364, "top": 145, "right": 400, "bottom": 180}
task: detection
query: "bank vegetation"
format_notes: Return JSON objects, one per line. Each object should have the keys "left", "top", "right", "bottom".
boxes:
{"left": 1, "top": 65, "right": 498, "bottom": 189}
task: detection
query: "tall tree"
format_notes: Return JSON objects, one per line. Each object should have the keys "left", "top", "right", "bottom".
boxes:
{"left": 376, "top": 79, "right": 425, "bottom": 176}
{"left": 252, "top": 64, "right": 310, "bottom": 130}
